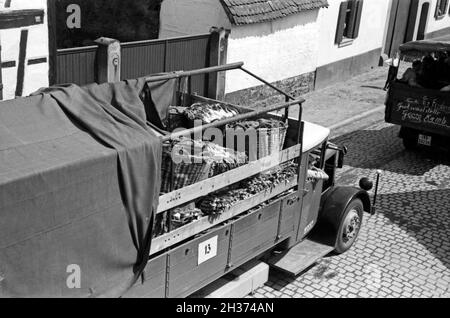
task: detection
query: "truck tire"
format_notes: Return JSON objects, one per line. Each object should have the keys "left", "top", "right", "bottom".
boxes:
{"left": 400, "top": 127, "right": 417, "bottom": 150}
{"left": 334, "top": 198, "right": 363, "bottom": 254}
{"left": 402, "top": 135, "right": 417, "bottom": 150}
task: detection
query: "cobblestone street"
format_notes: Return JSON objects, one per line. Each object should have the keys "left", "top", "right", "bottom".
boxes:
{"left": 250, "top": 122, "right": 450, "bottom": 298}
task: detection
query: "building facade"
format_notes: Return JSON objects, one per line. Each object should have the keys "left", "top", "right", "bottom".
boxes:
{"left": 0, "top": 0, "right": 49, "bottom": 100}
{"left": 160, "top": 0, "right": 450, "bottom": 106}
{"left": 1, "top": 0, "right": 450, "bottom": 102}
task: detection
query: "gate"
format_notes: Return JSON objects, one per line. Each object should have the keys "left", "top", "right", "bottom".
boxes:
{"left": 121, "top": 34, "right": 211, "bottom": 96}
{"left": 55, "top": 31, "right": 226, "bottom": 97}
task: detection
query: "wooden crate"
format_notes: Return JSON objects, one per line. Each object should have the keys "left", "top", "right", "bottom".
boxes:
{"left": 167, "top": 224, "right": 231, "bottom": 298}
{"left": 151, "top": 176, "right": 298, "bottom": 255}
{"left": 229, "top": 201, "right": 281, "bottom": 267}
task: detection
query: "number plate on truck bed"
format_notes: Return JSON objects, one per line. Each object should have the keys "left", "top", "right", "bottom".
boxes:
{"left": 198, "top": 236, "right": 218, "bottom": 265}
{"left": 418, "top": 134, "right": 432, "bottom": 146}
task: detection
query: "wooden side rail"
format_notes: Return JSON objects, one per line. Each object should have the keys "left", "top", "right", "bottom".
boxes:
{"left": 157, "top": 144, "right": 301, "bottom": 213}
{"left": 151, "top": 177, "right": 298, "bottom": 255}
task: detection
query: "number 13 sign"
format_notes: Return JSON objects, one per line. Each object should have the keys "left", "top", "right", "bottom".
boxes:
{"left": 198, "top": 236, "right": 218, "bottom": 265}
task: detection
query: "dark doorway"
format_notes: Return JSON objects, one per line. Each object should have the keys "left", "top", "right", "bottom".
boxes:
{"left": 417, "top": 2, "right": 430, "bottom": 40}
{"left": 384, "top": 0, "right": 413, "bottom": 57}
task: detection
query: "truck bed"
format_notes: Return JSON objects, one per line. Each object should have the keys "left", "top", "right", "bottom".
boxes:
{"left": 385, "top": 81, "right": 450, "bottom": 137}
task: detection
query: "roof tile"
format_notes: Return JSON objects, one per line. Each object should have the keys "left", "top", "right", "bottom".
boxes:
{"left": 220, "top": 0, "right": 328, "bottom": 25}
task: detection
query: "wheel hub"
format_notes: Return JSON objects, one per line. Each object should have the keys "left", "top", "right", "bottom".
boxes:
{"left": 342, "top": 210, "right": 360, "bottom": 243}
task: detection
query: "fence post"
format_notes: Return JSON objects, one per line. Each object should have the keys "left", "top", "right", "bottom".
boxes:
{"left": 208, "top": 27, "right": 230, "bottom": 100}
{"left": 95, "top": 37, "right": 121, "bottom": 83}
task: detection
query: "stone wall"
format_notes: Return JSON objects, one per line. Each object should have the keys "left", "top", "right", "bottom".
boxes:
{"left": 224, "top": 71, "right": 315, "bottom": 109}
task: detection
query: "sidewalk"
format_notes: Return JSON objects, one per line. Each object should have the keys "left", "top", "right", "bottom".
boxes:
{"left": 288, "top": 65, "right": 392, "bottom": 136}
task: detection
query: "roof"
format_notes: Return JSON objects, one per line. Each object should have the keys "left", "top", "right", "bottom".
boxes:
{"left": 400, "top": 35, "right": 450, "bottom": 55}
{"left": 303, "top": 121, "right": 330, "bottom": 152}
{"left": 220, "top": 0, "right": 329, "bottom": 25}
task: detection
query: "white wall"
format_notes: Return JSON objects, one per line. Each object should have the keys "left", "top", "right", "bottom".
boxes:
{"left": 225, "top": 10, "right": 320, "bottom": 93}
{"left": 159, "top": 0, "right": 230, "bottom": 38}
{"left": 160, "top": 0, "right": 322, "bottom": 94}
{"left": 404, "top": 0, "right": 450, "bottom": 40}
{"left": 424, "top": 0, "right": 450, "bottom": 34}
{"left": 0, "top": 0, "right": 49, "bottom": 100}
{"left": 317, "top": 0, "right": 391, "bottom": 67}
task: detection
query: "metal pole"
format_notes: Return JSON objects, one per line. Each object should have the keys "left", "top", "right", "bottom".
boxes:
{"left": 371, "top": 170, "right": 382, "bottom": 215}
{"left": 145, "top": 62, "right": 244, "bottom": 83}
{"left": 284, "top": 96, "right": 290, "bottom": 123}
{"left": 240, "top": 66, "right": 295, "bottom": 101}
{"left": 296, "top": 102, "right": 304, "bottom": 182}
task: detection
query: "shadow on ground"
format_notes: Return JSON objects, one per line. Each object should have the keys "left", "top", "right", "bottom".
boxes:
{"left": 331, "top": 125, "right": 450, "bottom": 175}
{"left": 375, "top": 188, "right": 450, "bottom": 270}
{"left": 266, "top": 187, "right": 450, "bottom": 291}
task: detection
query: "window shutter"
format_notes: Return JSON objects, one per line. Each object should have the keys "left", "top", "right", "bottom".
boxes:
{"left": 335, "top": 1, "right": 349, "bottom": 44}
{"left": 435, "top": 0, "right": 442, "bottom": 18}
{"left": 350, "top": 0, "right": 364, "bottom": 39}
{"left": 346, "top": 1, "right": 358, "bottom": 37}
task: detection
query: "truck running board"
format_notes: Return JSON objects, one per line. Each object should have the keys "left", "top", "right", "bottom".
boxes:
{"left": 267, "top": 239, "right": 335, "bottom": 276}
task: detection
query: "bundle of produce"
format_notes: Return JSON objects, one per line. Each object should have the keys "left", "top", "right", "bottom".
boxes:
{"left": 199, "top": 162, "right": 298, "bottom": 218}
{"left": 153, "top": 212, "right": 169, "bottom": 237}
{"left": 198, "top": 188, "right": 251, "bottom": 220}
{"left": 160, "top": 137, "right": 247, "bottom": 193}
{"left": 153, "top": 202, "right": 200, "bottom": 236}
{"left": 171, "top": 206, "right": 202, "bottom": 229}
{"left": 184, "top": 102, "right": 240, "bottom": 125}
{"left": 204, "top": 142, "right": 247, "bottom": 176}
{"left": 240, "top": 162, "right": 298, "bottom": 195}
{"left": 226, "top": 118, "right": 287, "bottom": 160}
{"left": 306, "top": 166, "right": 329, "bottom": 182}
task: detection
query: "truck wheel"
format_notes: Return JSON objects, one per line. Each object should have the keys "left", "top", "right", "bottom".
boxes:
{"left": 334, "top": 199, "right": 363, "bottom": 254}
{"left": 402, "top": 135, "right": 417, "bottom": 150}
{"left": 400, "top": 127, "right": 417, "bottom": 150}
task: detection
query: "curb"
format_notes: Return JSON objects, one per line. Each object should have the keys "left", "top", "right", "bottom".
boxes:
{"left": 327, "top": 105, "right": 386, "bottom": 132}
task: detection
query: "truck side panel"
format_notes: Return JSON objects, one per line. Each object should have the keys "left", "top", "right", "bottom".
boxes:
{"left": 386, "top": 82, "right": 450, "bottom": 137}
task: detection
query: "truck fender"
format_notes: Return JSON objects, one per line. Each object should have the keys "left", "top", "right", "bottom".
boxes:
{"left": 314, "top": 186, "right": 371, "bottom": 245}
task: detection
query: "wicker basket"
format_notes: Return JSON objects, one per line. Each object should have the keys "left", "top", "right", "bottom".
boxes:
{"left": 226, "top": 119, "right": 287, "bottom": 160}
{"left": 160, "top": 141, "right": 211, "bottom": 193}
{"left": 160, "top": 138, "right": 246, "bottom": 193}
{"left": 256, "top": 126, "right": 287, "bottom": 159}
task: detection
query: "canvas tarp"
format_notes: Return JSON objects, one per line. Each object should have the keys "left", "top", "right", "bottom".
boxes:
{"left": 400, "top": 34, "right": 450, "bottom": 55}
{"left": 0, "top": 78, "right": 176, "bottom": 297}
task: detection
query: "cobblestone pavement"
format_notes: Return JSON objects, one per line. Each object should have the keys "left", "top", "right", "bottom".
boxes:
{"left": 250, "top": 122, "right": 450, "bottom": 298}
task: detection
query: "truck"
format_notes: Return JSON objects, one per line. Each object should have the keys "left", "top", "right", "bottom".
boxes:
{"left": 0, "top": 62, "right": 373, "bottom": 298}
{"left": 385, "top": 35, "right": 450, "bottom": 152}
{"left": 123, "top": 63, "right": 374, "bottom": 298}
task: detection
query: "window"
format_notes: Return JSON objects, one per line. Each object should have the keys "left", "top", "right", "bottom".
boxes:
{"left": 435, "top": 0, "right": 449, "bottom": 19}
{"left": 335, "top": 0, "right": 364, "bottom": 46}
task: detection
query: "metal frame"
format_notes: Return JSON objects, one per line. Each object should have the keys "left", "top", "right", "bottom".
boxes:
{"left": 145, "top": 62, "right": 304, "bottom": 147}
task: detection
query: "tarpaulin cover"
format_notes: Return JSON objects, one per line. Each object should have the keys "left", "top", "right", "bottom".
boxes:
{"left": 0, "top": 77, "right": 175, "bottom": 297}
{"left": 400, "top": 34, "right": 450, "bottom": 55}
